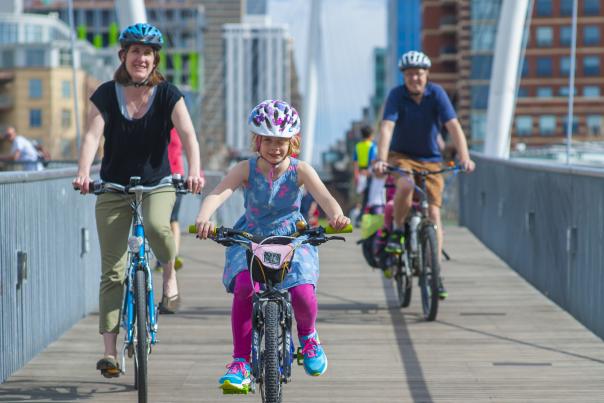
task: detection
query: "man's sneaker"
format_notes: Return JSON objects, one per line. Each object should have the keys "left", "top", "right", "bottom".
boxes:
{"left": 438, "top": 277, "right": 448, "bottom": 300}
{"left": 385, "top": 230, "right": 405, "bottom": 254}
{"left": 299, "top": 332, "right": 328, "bottom": 376}
{"left": 219, "top": 358, "right": 251, "bottom": 393}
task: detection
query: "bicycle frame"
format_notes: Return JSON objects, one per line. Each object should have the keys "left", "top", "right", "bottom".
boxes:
{"left": 120, "top": 184, "right": 158, "bottom": 369}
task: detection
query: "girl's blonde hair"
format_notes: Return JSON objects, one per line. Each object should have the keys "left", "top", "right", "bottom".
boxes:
{"left": 251, "top": 134, "right": 301, "bottom": 157}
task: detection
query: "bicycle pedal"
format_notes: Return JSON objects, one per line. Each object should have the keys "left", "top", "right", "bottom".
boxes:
{"left": 221, "top": 386, "right": 250, "bottom": 395}
{"left": 296, "top": 347, "right": 304, "bottom": 366}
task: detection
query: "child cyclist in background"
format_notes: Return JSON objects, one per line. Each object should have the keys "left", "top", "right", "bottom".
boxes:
{"left": 195, "top": 99, "right": 350, "bottom": 392}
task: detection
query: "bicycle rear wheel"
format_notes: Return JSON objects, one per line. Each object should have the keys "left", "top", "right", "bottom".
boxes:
{"left": 134, "top": 269, "right": 149, "bottom": 403}
{"left": 419, "top": 225, "right": 440, "bottom": 321}
{"left": 260, "top": 300, "right": 282, "bottom": 403}
{"left": 394, "top": 256, "right": 412, "bottom": 308}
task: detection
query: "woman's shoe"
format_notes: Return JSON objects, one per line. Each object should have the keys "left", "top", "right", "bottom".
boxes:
{"left": 158, "top": 294, "right": 180, "bottom": 314}
{"left": 96, "top": 355, "right": 121, "bottom": 378}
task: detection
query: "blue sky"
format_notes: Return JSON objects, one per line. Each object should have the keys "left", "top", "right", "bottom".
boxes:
{"left": 268, "top": 0, "right": 387, "bottom": 157}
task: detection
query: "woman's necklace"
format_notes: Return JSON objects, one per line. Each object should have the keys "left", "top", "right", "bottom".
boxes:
{"left": 125, "top": 88, "right": 151, "bottom": 118}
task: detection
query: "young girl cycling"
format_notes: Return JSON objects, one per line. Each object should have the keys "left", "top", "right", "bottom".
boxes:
{"left": 195, "top": 99, "right": 350, "bottom": 392}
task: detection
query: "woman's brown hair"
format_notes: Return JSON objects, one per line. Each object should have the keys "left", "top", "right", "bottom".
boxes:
{"left": 114, "top": 46, "right": 165, "bottom": 86}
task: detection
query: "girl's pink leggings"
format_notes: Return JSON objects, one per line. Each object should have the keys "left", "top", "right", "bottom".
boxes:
{"left": 231, "top": 270, "right": 317, "bottom": 361}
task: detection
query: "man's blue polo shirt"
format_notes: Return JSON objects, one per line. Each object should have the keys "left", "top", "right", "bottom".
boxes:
{"left": 382, "top": 82, "right": 456, "bottom": 162}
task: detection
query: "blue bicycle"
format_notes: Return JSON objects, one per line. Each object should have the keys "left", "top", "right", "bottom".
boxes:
{"left": 88, "top": 175, "right": 187, "bottom": 403}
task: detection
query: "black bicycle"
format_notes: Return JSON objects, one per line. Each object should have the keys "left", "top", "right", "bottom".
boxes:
{"left": 386, "top": 165, "right": 462, "bottom": 321}
{"left": 191, "top": 222, "right": 351, "bottom": 402}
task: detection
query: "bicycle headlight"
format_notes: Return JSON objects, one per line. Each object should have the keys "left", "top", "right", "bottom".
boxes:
{"left": 128, "top": 236, "right": 144, "bottom": 253}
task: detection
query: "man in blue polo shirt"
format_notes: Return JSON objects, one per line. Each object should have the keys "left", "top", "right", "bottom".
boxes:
{"left": 373, "top": 50, "right": 475, "bottom": 298}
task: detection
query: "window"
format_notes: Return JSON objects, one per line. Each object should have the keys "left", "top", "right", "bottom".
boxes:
{"left": 516, "top": 116, "right": 533, "bottom": 136}
{"left": 521, "top": 58, "right": 529, "bottom": 77}
{"left": 29, "top": 109, "right": 42, "bottom": 128}
{"left": 471, "top": 112, "right": 487, "bottom": 141}
{"left": 560, "top": 0, "right": 573, "bottom": 16}
{"left": 586, "top": 115, "right": 602, "bottom": 135}
{"left": 563, "top": 115, "right": 579, "bottom": 134}
{"left": 61, "top": 109, "right": 71, "bottom": 129}
{"left": 559, "top": 86, "right": 577, "bottom": 96}
{"left": 517, "top": 87, "right": 529, "bottom": 98}
{"left": 24, "top": 25, "right": 43, "bottom": 42}
{"left": 560, "top": 26, "right": 572, "bottom": 46}
{"left": 535, "top": 0, "right": 552, "bottom": 16}
{"left": 29, "top": 79, "right": 42, "bottom": 99}
{"left": 471, "top": 86, "right": 489, "bottom": 109}
{"left": 560, "top": 56, "right": 571, "bottom": 75}
{"left": 26, "top": 49, "right": 45, "bottom": 66}
{"left": 471, "top": 0, "right": 501, "bottom": 20}
{"left": 61, "top": 81, "right": 71, "bottom": 99}
{"left": 471, "top": 55, "right": 493, "bottom": 79}
{"left": 539, "top": 115, "right": 556, "bottom": 135}
{"left": 536, "top": 27, "right": 553, "bottom": 47}
{"left": 472, "top": 24, "right": 496, "bottom": 51}
{"left": 59, "top": 49, "right": 72, "bottom": 66}
{"left": 1, "top": 49, "right": 14, "bottom": 68}
{"left": 584, "top": 0, "right": 600, "bottom": 15}
{"left": 536, "top": 87, "right": 553, "bottom": 97}
{"left": 583, "top": 86, "right": 600, "bottom": 97}
{"left": 0, "top": 22, "right": 18, "bottom": 44}
{"left": 536, "top": 57, "right": 553, "bottom": 76}
{"left": 583, "top": 56, "right": 600, "bottom": 76}
{"left": 583, "top": 26, "right": 600, "bottom": 46}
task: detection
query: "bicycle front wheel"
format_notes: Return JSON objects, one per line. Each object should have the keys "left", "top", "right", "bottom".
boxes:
{"left": 419, "top": 225, "right": 440, "bottom": 321}
{"left": 134, "top": 269, "right": 149, "bottom": 403}
{"left": 394, "top": 256, "right": 412, "bottom": 308}
{"left": 261, "top": 300, "right": 282, "bottom": 403}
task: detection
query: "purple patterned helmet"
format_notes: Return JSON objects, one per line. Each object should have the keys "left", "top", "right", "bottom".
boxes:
{"left": 247, "top": 100, "right": 301, "bottom": 138}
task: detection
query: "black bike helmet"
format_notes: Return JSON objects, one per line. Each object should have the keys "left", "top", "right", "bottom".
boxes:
{"left": 119, "top": 23, "right": 164, "bottom": 50}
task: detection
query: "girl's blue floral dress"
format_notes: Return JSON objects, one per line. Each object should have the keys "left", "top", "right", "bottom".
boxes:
{"left": 222, "top": 157, "right": 319, "bottom": 292}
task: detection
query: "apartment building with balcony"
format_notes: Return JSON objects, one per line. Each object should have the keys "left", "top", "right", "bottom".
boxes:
{"left": 0, "top": 12, "right": 112, "bottom": 158}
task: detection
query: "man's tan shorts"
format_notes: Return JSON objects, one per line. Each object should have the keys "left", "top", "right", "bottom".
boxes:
{"left": 388, "top": 152, "right": 445, "bottom": 208}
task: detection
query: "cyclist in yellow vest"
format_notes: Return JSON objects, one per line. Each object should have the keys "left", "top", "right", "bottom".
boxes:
{"left": 352, "top": 125, "right": 377, "bottom": 224}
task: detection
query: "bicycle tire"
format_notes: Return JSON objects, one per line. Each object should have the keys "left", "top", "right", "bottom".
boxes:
{"left": 394, "top": 256, "right": 412, "bottom": 308}
{"left": 419, "top": 225, "right": 440, "bottom": 321}
{"left": 134, "top": 269, "right": 149, "bottom": 403}
{"left": 261, "top": 300, "right": 282, "bottom": 403}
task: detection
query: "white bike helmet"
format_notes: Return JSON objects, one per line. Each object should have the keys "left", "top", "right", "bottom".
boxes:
{"left": 248, "top": 100, "right": 300, "bottom": 138}
{"left": 398, "top": 50, "right": 432, "bottom": 71}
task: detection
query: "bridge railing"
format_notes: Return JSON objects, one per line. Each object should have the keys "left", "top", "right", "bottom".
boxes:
{"left": 460, "top": 154, "right": 604, "bottom": 340}
{"left": 0, "top": 167, "right": 240, "bottom": 383}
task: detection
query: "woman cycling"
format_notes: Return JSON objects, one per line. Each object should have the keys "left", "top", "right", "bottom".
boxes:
{"left": 72, "top": 23, "right": 204, "bottom": 378}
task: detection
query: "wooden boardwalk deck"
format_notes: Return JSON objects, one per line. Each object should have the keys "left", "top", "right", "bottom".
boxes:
{"left": 2, "top": 226, "right": 604, "bottom": 402}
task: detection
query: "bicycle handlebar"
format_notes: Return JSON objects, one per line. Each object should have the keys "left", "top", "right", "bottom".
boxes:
{"left": 386, "top": 164, "right": 464, "bottom": 177}
{"left": 188, "top": 222, "right": 352, "bottom": 246}
{"left": 74, "top": 175, "right": 189, "bottom": 195}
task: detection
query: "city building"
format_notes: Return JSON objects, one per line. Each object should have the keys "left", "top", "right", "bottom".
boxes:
{"left": 223, "top": 15, "right": 292, "bottom": 153}
{"left": 456, "top": 0, "right": 604, "bottom": 151}
{"left": 386, "top": 0, "right": 421, "bottom": 89}
{"left": 422, "top": 0, "right": 458, "bottom": 100}
{"left": 514, "top": 0, "right": 604, "bottom": 147}
{"left": 0, "top": 11, "right": 112, "bottom": 159}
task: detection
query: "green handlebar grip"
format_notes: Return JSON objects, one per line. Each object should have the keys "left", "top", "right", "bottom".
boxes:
{"left": 188, "top": 224, "right": 197, "bottom": 234}
{"left": 325, "top": 224, "right": 353, "bottom": 234}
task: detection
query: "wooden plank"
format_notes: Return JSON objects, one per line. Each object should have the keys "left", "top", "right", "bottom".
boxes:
{"left": 2, "top": 226, "right": 604, "bottom": 402}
